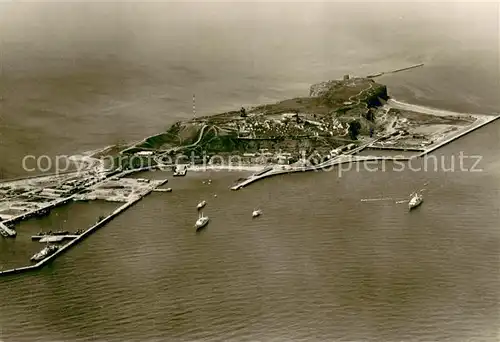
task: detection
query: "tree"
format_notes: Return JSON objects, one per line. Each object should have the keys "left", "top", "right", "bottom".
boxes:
{"left": 348, "top": 120, "right": 362, "bottom": 140}
{"left": 365, "top": 108, "right": 375, "bottom": 121}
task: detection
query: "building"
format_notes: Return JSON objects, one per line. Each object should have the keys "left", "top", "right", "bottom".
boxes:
{"left": 238, "top": 130, "right": 252, "bottom": 138}
{"left": 276, "top": 156, "right": 290, "bottom": 165}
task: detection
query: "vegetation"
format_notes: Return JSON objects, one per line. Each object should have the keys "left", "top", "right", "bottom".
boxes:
{"left": 348, "top": 120, "right": 362, "bottom": 140}
{"left": 118, "top": 77, "right": 391, "bottom": 159}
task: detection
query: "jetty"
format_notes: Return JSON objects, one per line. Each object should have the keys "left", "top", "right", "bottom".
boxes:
{"left": 368, "top": 63, "right": 424, "bottom": 78}
{"left": 153, "top": 188, "right": 172, "bottom": 192}
{"left": 0, "top": 222, "right": 16, "bottom": 237}
{"left": 367, "top": 145, "right": 425, "bottom": 152}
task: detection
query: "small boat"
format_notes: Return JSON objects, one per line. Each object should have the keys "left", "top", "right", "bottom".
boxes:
{"left": 165, "top": 188, "right": 172, "bottom": 192}
{"left": 30, "top": 244, "right": 59, "bottom": 262}
{"left": 197, "top": 200, "right": 207, "bottom": 210}
{"left": 252, "top": 209, "right": 262, "bottom": 218}
{"left": 52, "top": 230, "right": 70, "bottom": 236}
{"left": 408, "top": 192, "right": 423, "bottom": 210}
{"left": 195, "top": 213, "right": 209, "bottom": 230}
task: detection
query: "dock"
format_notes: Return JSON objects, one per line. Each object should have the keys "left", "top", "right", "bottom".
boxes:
{"left": 367, "top": 145, "right": 425, "bottom": 152}
{"left": 3, "top": 197, "right": 73, "bottom": 226}
{"left": 0, "top": 222, "right": 16, "bottom": 237}
{"left": 0, "top": 178, "right": 168, "bottom": 277}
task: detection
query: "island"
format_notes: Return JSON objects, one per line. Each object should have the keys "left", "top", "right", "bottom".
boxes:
{"left": 116, "top": 73, "right": 494, "bottom": 174}
{"left": 1, "top": 70, "right": 499, "bottom": 275}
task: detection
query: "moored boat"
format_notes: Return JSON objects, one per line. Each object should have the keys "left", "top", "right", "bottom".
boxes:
{"left": 195, "top": 213, "right": 209, "bottom": 230}
{"left": 408, "top": 192, "right": 423, "bottom": 210}
{"left": 197, "top": 200, "right": 207, "bottom": 210}
{"left": 30, "top": 244, "right": 59, "bottom": 262}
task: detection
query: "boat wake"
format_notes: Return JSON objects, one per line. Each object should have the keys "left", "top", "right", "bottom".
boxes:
{"left": 360, "top": 197, "right": 393, "bottom": 202}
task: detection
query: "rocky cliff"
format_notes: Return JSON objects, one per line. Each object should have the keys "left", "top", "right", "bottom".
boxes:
{"left": 309, "top": 77, "right": 389, "bottom": 109}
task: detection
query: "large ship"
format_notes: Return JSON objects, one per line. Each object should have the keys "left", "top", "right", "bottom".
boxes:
{"left": 30, "top": 244, "right": 59, "bottom": 262}
{"left": 408, "top": 192, "right": 423, "bottom": 210}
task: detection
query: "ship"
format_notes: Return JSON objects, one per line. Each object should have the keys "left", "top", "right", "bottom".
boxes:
{"left": 30, "top": 244, "right": 59, "bottom": 262}
{"left": 194, "top": 212, "right": 209, "bottom": 230}
{"left": 197, "top": 200, "right": 207, "bottom": 210}
{"left": 408, "top": 192, "right": 423, "bottom": 210}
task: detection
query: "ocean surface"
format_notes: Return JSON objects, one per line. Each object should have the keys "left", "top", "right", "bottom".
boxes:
{"left": 1, "top": 2, "right": 499, "bottom": 341}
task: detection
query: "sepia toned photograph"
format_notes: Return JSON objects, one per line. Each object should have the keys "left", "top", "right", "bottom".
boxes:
{"left": 0, "top": 1, "right": 499, "bottom": 341}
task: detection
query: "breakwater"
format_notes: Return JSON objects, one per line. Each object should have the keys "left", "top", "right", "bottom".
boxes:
{"left": 368, "top": 63, "right": 424, "bottom": 78}
{"left": 417, "top": 115, "right": 500, "bottom": 157}
{"left": 0, "top": 179, "right": 167, "bottom": 277}
{"left": 390, "top": 63, "right": 424, "bottom": 74}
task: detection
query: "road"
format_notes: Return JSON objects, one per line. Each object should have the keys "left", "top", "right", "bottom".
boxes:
{"left": 348, "top": 82, "right": 373, "bottom": 106}
{"left": 154, "top": 124, "right": 216, "bottom": 165}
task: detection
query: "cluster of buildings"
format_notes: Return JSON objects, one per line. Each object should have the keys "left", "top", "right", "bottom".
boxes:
{"left": 0, "top": 165, "right": 115, "bottom": 222}
{"left": 239, "top": 150, "right": 295, "bottom": 165}
{"left": 235, "top": 112, "right": 349, "bottom": 140}
{"left": 73, "top": 177, "right": 162, "bottom": 203}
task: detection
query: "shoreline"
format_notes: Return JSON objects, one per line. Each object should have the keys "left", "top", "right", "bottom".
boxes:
{"left": 187, "top": 164, "right": 267, "bottom": 172}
